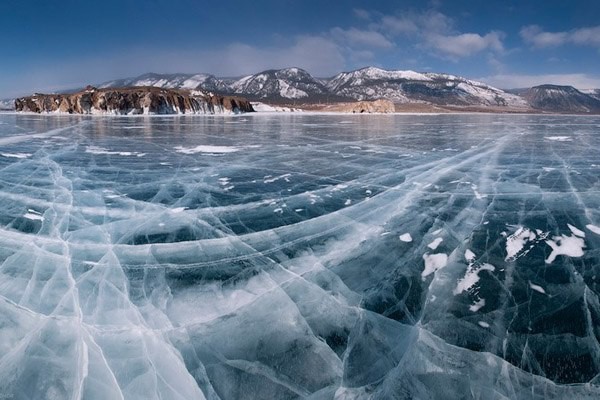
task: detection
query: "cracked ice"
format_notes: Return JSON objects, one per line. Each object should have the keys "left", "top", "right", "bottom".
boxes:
{"left": 1, "top": 113, "right": 600, "bottom": 399}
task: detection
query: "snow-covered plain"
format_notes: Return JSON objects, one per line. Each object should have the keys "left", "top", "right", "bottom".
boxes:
{"left": 1, "top": 113, "right": 600, "bottom": 399}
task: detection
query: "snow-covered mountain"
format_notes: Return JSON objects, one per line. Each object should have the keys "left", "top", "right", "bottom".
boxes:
{"left": 0, "top": 99, "right": 15, "bottom": 110}
{"left": 522, "top": 85, "right": 600, "bottom": 113}
{"left": 326, "top": 67, "right": 527, "bottom": 107}
{"left": 230, "top": 68, "right": 329, "bottom": 100}
{"left": 100, "top": 73, "right": 230, "bottom": 93}
{"left": 581, "top": 89, "right": 600, "bottom": 102}
{"left": 89, "top": 67, "right": 600, "bottom": 112}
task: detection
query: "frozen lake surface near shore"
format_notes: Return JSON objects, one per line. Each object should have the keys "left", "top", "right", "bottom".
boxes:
{"left": 1, "top": 113, "right": 600, "bottom": 399}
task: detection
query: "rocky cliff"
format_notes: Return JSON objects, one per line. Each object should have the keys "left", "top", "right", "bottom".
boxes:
{"left": 15, "top": 86, "right": 254, "bottom": 115}
{"left": 321, "top": 99, "right": 396, "bottom": 113}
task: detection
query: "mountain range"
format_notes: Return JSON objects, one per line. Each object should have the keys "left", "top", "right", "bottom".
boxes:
{"left": 98, "top": 67, "right": 600, "bottom": 113}
{"left": 4, "top": 67, "right": 600, "bottom": 113}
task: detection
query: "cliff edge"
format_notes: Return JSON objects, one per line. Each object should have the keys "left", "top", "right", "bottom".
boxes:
{"left": 15, "top": 86, "right": 254, "bottom": 115}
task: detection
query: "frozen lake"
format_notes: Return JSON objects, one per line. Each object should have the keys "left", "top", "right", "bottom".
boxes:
{"left": 1, "top": 112, "right": 600, "bottom": 399}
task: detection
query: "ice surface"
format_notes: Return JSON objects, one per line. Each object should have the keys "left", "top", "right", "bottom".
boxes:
{"left": 1, "top": 113, "right": 600, "bottom": 398}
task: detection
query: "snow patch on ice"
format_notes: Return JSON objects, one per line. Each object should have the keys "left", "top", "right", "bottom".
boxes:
{"left": 529, "top": 282, "right": 546, "bottom": 294}
{"left": 587, "top": 224, "right": 600, "bottom": 235}
{"left": 399, "top": 233, "right": 413, "bottom": 242}
{"left": 427, "top": 237, "right": 443, "bottom": 250}
{"left": 469, "top": 298, "right": 486, "bottom": 312}
{"left": 85, "top": 146, "right": 142, "bottom": 156}
{"left": 174, "top": 145, "right": 240, "bottom": 154}
{"left": 505, "top": 227, "right": 542, "bottom": 261}
{"left": 454, "top": 263, "right": 495, "bottom": 295}
{"left": 23, "top": 209, "right": 44, "bottom": 221}
{"left": 422, "top": 253, "right": 448, "bottom": 279}
{"left": 567, "top": 223, "right": 586, "bottom": 238}
{"left": 545, "top": 136, "right": 572, "bottom": 142}
{"left": 545, "top": 234, "right": 585, "bottom": 264}
{"left": 1, "top": 152, "right": 32, "bottom": 159}
{"left": 465, "top": 249, "right": 476, "bottom": 262}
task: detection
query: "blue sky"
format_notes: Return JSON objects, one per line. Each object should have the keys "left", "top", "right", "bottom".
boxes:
{"left": 1, "top": 0, "right": 600, "bottom": 97}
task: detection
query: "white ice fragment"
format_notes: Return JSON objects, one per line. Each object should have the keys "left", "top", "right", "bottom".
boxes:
{"left": 465, "top": 249, "right": 476, "bottom": 262}
{"left": 294, "top": 208, "right": 304, "bottom": 212}
{"left": 469, "top": 298, "right": 486, "bottom": 312}
{"left": 453, "top": 263, "right": 495, "bottom": 295}
{"left": 568, "top": 224, "right": 586, "bottom": 238}
{"left": 432, "top": 228, "right": 443, "bottom": 235}
{"left": 174, "top": 145, "right": 239, "bottom": 154}
{"left": 273, "top": 208, "right": 283, "bottom": 213}
{"left": 344, "top": 199, "right": 352, "bottom": 206}
{"left": 544, "top": 136, "right": 572, "bottom": 142}
{"left": 478, "top": 321, "right": 490, "bottom": 328}
{"left": 365, "top": 189, "right": 372, "bottom": 195}
{"left": 543, "top": 167, "right": 556, "bottom": 172}
{"left": 422, "top": 253, "right": 448, "bottom": 279}
{"left": 171, "top": 207, "right": 187, "bottom": 213}
{"left": 545, "top": 234, "right": 585, "bottom": 264}
{"left": 399, "top": 233, "right": 413, "bottom": 242}
{"left": 587, "top": 224, "right": 600, "bottom": 235}
{"left": 529, "top": 282, "right": 546, "bottom": 294}
{"left": 427, "top": 237, "right": 443, "bottom": 250}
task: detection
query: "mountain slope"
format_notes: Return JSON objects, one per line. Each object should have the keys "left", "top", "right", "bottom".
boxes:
{"left": 581, "top": 89, "right": 600, "bottom": 102}
{"left": 326, "top": 67, "right": 527, "bottom": 107}
{"left": 87, "top": 67, "right": 599, "bottom": 112}
{"left": 0, "top": 99, "right": 15, "bottom": 110}
{"left": 230, "top": 68, "right": 329, "bottom": 100}
{"left": 522, "top": 85, "right": 600, "bottom": 113}
{"left": 100, "top": 73, "right": 230, "bottom": 93}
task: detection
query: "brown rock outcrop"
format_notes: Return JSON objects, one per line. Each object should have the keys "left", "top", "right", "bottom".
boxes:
{"left": 321, "top": 99, "right": 395, "bottom": 113}
{"left": 15, "top": 86, "right": 254, "bottom": 115}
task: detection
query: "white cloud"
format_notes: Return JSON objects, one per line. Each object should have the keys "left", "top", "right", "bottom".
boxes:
{"left": 521, "top": 25, "right": 600, "bottom": 48}
{"left": 481, "top": 73, "right": 600, "bottom": 90}
{"left": 379, "top": 15, "right": 418, "bottom": 35}
{"left": 353, "top": 8, "right": 371, "bottom": 20}
{"left": 210, "top": 37, "right": 346, "bottom": 75}
{"left": 330, "top": 27, "right": 394, "bottom": 48}
{"left": 426, "top": 31, "right": 504, "bottom": 58}
{"left": 3, "top": 36, "right": 348, "bottom": 97}
{"left": 419, "top": 11, "right": 453, "bottom": 34}
{"left": 368, "top": 10, "right": 504, "bottom": 59}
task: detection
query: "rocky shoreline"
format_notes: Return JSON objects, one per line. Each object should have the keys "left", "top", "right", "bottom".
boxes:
{"left": 14, "top": 86, "right": 254, "bottom": 115}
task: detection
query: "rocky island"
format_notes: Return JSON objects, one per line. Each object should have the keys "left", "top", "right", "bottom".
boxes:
{"left": 14, "top": 86, "right": 254, "bottom": 115}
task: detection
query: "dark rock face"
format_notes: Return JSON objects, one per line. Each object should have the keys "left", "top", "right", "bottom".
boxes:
{"left": 15, "top": 87, "right": 253, "bottom": 115}
{"left": 522, "top": 85, "right": 600, "bottom": 113}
